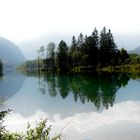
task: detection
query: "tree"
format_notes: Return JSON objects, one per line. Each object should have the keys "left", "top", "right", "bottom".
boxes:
{"left": 129, "top": 54, "right": 140, "bottom": 64}
{"left": 39, "top": 46, "right": 45, "bottom": 59}
{"left": 120, "top": 48, "right": 129, "bottom": 64}
{"left": 71, "top": 36, "right": 77, "bottom": 50}
{"left": 69, "top": 36, "right": 77, "bottom": 67}
{"left": 57, "top": 40, "right": 68, "bottom": 72}
{"left": 71, "top": 50, "right": 82, "bottom": 66}
{"left": 38, "top": 46, "right": 45, "bottom": 72}
{"left": 77, "top": 33, "right": 84, "bottom": 50}
{"left": 99, "top": 27, "right": 117, "bottom": 66}
{"left": 99, "top": 27, "right": 107, "bottom": 66}
{"left": 69, "top": 34, "right": 84, "bottom": 67}
{"left": 46, "top": 42, "right": 56, "bottom": 71}
{"left": 83, "top": 28, "right": 99, "bottom": 66}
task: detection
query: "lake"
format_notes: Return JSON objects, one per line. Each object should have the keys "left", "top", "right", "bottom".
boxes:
{"left": 0, "top": 71, "right": 140, "bottom": 140}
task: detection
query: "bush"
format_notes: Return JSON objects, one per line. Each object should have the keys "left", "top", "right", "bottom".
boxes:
{"left": 0, "top": 110, "right": 61, "bottom": 140}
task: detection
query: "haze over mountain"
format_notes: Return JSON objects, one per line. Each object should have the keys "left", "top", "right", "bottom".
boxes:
{"left": 17, "top": 33, "right": 73, "bottom": 60}
{"left": 0, "top": 37, "right": 25, "bottom": 68}
{"left": 129, "top": 46, "right": 140, "bottom": 54}
{"left": 17, "top": 32, "right": 140, "bottom": 60}
{"left": 0, "top": 0, "right": 140, "bottom": 60}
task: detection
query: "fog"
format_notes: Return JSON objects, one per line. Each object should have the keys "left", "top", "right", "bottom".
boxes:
{"left": 16, "top": 32, "right": 140, "bottom": 60}
{"left": 1, "top": 0, "right": 140, "bottom": 59}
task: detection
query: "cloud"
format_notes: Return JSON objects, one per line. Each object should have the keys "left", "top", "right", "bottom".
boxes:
{"left": 3, "top": 101, "right": 140, "bottom": 139}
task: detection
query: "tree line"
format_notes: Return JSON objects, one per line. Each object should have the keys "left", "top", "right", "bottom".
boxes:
{"left": 37, "top": 27, "right": 139, "bottom": 73}
{"left": 37, "top": 73, "right": 130, "bottom": 110}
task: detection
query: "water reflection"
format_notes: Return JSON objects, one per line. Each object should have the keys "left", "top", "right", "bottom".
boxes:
{"left": 3, "top": 101, "right": 140, "bottom": 140}
{"left": 0, "top": 71, "right": 26, "bottom": 100}
{"left": 1, "top": 72, "right": 140, "bottom": 139}
{"left": 0, "top": 71, "right": 3, "bottom": 80}
{"left": 35, "top": 73, "right": 131, "bottom": 110}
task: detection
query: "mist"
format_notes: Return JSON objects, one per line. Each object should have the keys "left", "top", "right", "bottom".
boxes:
{"left": 16, "top": 32, "right": 140, "bottom": 60}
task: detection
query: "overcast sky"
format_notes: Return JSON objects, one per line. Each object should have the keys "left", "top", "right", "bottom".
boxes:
{"left": 0, "top": 0, "right": 140, "bottom": 59}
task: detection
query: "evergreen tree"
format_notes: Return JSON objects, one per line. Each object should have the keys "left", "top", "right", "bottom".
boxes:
{"left": 84, "top": 28, "right": 99, "bottom": 66}
{"left": 57, "top": 40, "right": 68, "bottom": 72}
{"left": 70, "top": 35, "right": 82, "bottom": 67}
{"left": 38, "top": 46, "right": 45, "bottom": 71}
{"left": 99, "top": 27, "right": 107, "bottom": 66}
{"left": 71, "top": 36, "right": 77, "bottom": 50}
{"left": 69, "top": 36, "right": 77, "bottom": 67}
{"left": 99, "top": 27, "right": 117, "bottom": 66}
{"left": 46, "top": 42, "right": 56, "bottom": 71}
{"left": 77, "top": 33, "right": 84, "bottom": 49}
{"left": 120, "top": 48, "right": 129, "bottom": 64}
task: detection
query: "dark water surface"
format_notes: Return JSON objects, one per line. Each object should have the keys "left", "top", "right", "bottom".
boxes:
{"left": 0, "top": 71, "right": 140, "bottom": 140}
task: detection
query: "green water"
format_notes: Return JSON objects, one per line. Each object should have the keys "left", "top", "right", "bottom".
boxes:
{"left": 0, "top": 71, "right": 140, "bottom": 140}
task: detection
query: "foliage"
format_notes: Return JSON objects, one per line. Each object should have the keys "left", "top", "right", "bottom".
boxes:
{"left": 100, "top": 64, "right": 140, "bottom": 73}
{"left": 0, "top": 109, "right": 11, "bottom": 139}
{"left": 46, "top": 42, "right": 56, "bottom": 71}
{"left": 119, "top": 48, "right": 129, "bottom": 64}
{"left": 37, "top": 73, "right": 131, "bottom": 110}
{"left": 83, "top": 28, "right": 99, "bottom": 66}
{"left": 129, "top": 54, "right": 140, "bottom": 64}
{"left": 0, "top": 111, "right": 61, "bottom": 140}
{"left": 99, "top": 27, "right": 118, "bottom": 66}
{"left": 19, "top": 27, "right": 140, "bottom": 73}
{"left": 56, "top": 40, "right": 68, "bottom": 72}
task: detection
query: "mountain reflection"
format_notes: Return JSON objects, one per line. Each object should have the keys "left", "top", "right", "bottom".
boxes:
{"left": 36, "top": 73, "right": 130, "bottom": 110}
{"left": 0, "top": 71, "right": 26, "bottom": 100}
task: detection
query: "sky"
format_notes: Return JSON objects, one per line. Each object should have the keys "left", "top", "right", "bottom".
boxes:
{"left": 0, "top": 0, "right": 140, "bottom": 59}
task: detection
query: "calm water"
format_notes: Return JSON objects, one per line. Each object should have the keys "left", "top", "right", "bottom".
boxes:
{"left": 0, "top": 71, "right": 140, "bottom": 140}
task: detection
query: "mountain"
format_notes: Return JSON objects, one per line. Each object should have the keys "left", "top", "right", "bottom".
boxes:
{"left": 129, "top": 46, "right": 140, "bottom": 55}
{"left": 18, "top": 33, "right": 73, "bottom": 60}
{"left": 0, "top": 37, "right": 25, "bottom": 69}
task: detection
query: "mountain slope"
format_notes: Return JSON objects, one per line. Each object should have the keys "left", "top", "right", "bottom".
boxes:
{"left": 0, "top": 37, "right": 25, "bottom": 68}
{"left": 129, "top": 46, "right": 140, "bottom": 54}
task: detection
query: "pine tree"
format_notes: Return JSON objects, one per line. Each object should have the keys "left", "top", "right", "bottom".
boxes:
{"left": 99, "top": 27, "right": 117, "bottom": 66}
{"left": 77, "top": 33, "right": 84, "bottom": 49}
{"left": 46, "top": 42, "right": 56, "bottom": 71}
{"left": 57, "top": 40, "right": 68, "bottom": 72}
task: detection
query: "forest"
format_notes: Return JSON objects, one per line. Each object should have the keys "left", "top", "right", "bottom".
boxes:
{"left": 25, "top": 27, "right": 140, "bottom": 73}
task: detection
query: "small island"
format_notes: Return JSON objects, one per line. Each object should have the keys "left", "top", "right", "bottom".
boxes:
{"left": 19, "top": 27, "right": 140, "bottom": 75}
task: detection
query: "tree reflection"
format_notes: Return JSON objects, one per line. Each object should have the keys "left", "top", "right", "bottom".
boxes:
{"left": 56, "top": 75, "right": 70, "bottom": 99}
{"left": 0, "top": 72, "right": 3, "bottom": 80}
{"left": 99, "top": 74, "right": 117, "bottom": 109}
{"left": 45, "top": 74, "right": 57, "bottom": 97}
{"left": 38, "top": 73, "right": 130, "bottom": 110}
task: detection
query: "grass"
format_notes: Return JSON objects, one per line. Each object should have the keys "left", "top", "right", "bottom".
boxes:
{"left": 98, "top": 64, "right": 140, "bottom": 73}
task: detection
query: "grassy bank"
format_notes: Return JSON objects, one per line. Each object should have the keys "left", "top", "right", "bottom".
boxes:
{"left": 17, "top": 59, "right": 140, "bottom": 74}
{"left": 97, "top": 64, "right": 140, "bottom": 73}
